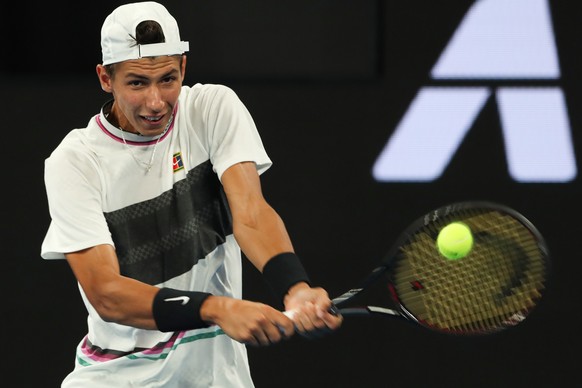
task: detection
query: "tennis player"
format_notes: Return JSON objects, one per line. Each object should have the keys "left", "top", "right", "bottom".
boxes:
{"left": 40, "top": 2, "right": 342, "bottom": 386}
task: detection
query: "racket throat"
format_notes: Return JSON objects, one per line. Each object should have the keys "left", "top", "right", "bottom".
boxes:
{"left": 339, "top": 306, "right": 402, "bottom": 317}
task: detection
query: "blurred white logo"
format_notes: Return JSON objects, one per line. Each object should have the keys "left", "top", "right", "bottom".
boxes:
{"left": 165, "top": 296, "right": 190, "bottom": 305}
{"left": 373, "top": 0, "right": 577, "bottom": 183}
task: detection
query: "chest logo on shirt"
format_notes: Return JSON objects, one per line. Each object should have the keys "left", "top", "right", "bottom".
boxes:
{"left": 172, "top": 152, "right": 185, "bottom": 173}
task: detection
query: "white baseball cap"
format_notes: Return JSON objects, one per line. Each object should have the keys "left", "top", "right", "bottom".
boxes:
{"left": 101, "top": 1, "right": 189, "bottom": 65}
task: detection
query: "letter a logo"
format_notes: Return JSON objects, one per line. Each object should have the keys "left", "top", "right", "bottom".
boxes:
{"left": 373, "top": 0, "right": 577, "bottom": 183}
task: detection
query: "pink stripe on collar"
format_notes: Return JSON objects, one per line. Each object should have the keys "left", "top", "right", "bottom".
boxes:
{"left": 97, "top": 104, "right": 178, "bottom": 146}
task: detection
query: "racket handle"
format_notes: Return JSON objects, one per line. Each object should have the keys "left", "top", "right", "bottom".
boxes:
{"left": 282, "top": 304, "right": 340, "bottom": 320}
{"left": 281, "top": 304, "right": 340, "bottom": 338}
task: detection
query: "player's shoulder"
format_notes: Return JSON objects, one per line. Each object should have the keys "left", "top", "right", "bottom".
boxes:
{"left": 46, "top": 116, "right": 100, "bottom": 165}
{"left": 181, "top": 83, "right": 238, "bottom": 103}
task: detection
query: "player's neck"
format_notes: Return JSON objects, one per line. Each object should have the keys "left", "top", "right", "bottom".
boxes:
{"left": 106, "top": 101, "right": 136, "bottom": 134}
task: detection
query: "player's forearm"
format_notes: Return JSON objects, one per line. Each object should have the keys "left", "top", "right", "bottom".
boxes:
{"left": 94, "top": 280, "right": 213, "bottom": 332}
{"left": 233, "top": 204, "right": 295, "bottom": 271}
{"left": 66, "top": 245, "right": 160, "bottom": 329}
{"left": 88, "top": 276, "right": 160, "bottom": 329}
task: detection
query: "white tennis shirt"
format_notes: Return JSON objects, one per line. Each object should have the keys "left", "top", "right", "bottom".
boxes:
{"left": 42, "top": 84, "right": 272, "bottom": 387}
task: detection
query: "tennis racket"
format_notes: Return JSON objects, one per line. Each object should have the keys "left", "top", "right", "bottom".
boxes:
{"left": 290, "top": 201, "right": 549, "bottom": 336}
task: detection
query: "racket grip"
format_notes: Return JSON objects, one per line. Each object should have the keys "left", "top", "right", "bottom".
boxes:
{"left": 281, "top": 304, "right": 340, "bottom": 338}
{"left": 282, "top": 304, "right": 340, "bottom": 320}
{"left": 329, "top": 304, "right": 340, "bottom": 316}
{"left": 282, "top": 310, "right": 296, "bottom": 319}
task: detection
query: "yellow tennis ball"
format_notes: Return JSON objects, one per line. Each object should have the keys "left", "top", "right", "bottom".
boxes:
{"left": 436, "top": 222, "right": 473, "bottom": 260}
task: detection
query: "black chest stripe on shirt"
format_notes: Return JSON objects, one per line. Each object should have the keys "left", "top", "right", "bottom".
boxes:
{"left": 104, "top": 160, "right": 233, "bottom": 285}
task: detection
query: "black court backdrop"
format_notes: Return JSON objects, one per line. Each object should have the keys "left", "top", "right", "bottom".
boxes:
{"left": 2, "top": 1, "right": 581, "bottom": 387}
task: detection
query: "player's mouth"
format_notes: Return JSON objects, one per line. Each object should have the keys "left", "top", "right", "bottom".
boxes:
{"left": 135, "top": 114, "right": 168, "bottom": 136}
{"left": 141, "top": 114, "right": 165, "bottom": 125}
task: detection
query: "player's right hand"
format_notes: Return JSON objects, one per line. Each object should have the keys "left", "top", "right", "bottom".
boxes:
{"left": 200, "top": 296, "right": 295, "bottom": 346}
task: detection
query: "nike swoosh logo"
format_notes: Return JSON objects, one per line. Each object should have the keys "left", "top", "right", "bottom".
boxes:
{"left": 164, "top": 296, "right": 190, "bottom": 305}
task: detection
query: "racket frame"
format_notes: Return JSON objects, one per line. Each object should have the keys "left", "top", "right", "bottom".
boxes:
{"left": 330, "top": 201, "right": 550, "bottom": 335}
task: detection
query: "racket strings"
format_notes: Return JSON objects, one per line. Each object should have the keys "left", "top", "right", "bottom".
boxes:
{"left": 392, "top": 209, "right": 547, "bottom": 334}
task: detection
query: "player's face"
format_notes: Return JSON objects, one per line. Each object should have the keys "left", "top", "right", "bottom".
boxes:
{"left": 99, "top": 55, "right": 186, "bottom": 136}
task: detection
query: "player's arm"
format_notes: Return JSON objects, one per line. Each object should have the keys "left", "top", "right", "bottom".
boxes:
{"left": 65, "top": 244, "right": 159, "bottom": 329}
{"left": 66, "top": 243, "right": 295, "bottom": 345}
{"left": 220, "top": 162, "right": 343, "bottom": 333}
{"left": 220, "top": 161, "right": 294, "bottom": 270}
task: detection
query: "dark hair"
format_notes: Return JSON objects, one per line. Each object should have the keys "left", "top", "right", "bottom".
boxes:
{"left": 104, "top": 20, "right": 182, "bottom": 76}
{"left": 133, "top": 20, "right": 166, "bottom": 45}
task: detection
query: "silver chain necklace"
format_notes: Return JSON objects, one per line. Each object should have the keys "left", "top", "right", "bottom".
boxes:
{"left": 118, "top": 115, "right": 174, "bottom": 173}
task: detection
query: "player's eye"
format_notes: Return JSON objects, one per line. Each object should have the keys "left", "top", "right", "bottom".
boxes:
{"left": 128, "top": 80, "right": 144, "bottom": 87}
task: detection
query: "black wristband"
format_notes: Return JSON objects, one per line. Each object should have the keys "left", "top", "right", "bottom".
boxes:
{"left": 152, "top": 287, "right": 212, "bottom": 332}
{"left": 262, "top": 252, "right": 311, "bottom": 303}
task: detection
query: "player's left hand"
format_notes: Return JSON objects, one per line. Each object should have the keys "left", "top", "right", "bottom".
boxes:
{"left": 283, "top": 282, "right": 343, "bottom": 339}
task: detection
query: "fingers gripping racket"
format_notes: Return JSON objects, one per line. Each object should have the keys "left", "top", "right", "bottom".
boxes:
{"left": 313, "top": 201, "right": 549, "bottom": 335}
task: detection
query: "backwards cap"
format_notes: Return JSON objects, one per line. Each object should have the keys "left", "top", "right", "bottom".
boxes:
{"left": 101, "top": 1, "right": 189, "bottom": 65}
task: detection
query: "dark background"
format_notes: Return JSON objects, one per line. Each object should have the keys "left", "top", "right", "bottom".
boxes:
{"left": 3, "top": 1, "right": 580, "bottom": 387}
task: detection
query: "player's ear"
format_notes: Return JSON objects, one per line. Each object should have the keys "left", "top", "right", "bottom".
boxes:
{"left": 96, "top": 64, "right": 113, "bottom": 93}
